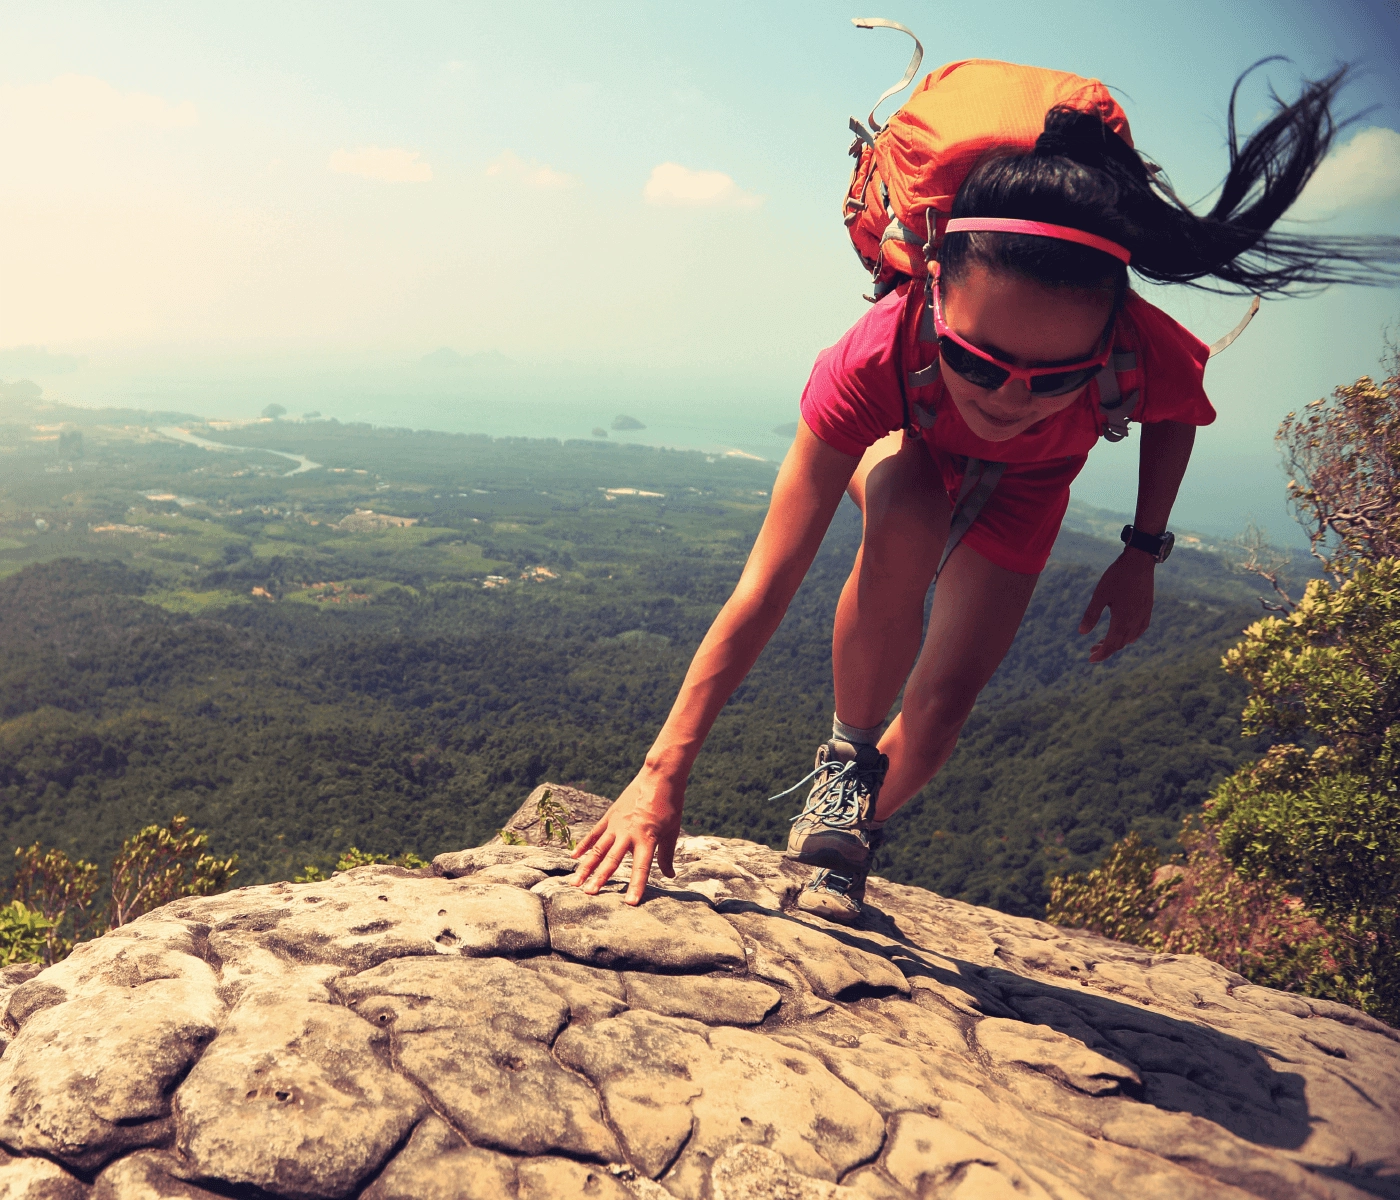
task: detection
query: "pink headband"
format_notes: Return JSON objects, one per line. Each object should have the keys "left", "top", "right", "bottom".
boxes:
{"left": 944, "top": 217, "right": 1132, "bottom": 265}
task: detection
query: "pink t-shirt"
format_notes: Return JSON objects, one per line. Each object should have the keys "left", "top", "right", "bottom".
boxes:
{"left": 799, "top": 283, "right": 1215, "bottom": 573}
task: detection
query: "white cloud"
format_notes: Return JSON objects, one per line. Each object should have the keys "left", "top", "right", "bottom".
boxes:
{"left": 328, "top": 146, "right": 433, "bottom": 183}
{"left": 484, "top": 150, "right": 580, "bottom": 190}
{"left": 643, "top": 162, "right": 761, "bottom": 209}
{"left": 1294, "top": 126, "right": 1400, "bottom": 216}
{"left": 0, "top": 74, "right": 197, "bottom": 130}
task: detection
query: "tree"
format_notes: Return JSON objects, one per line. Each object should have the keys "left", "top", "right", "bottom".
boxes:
{"left": 1046, "top": 833, "right": 1178, "bottom": 946}
{"left": 1279, "top": 344, "right": 1400, "bottom": 573}
{"left": 2, "top": 817, "right": 239, "bottom": 965}
{"left": 1209, "top": 558, "right": 1400, "bottom": 1020}
{"left": 262, "top": 403, "right": 287, "bottom": 420}
{"left": 1051, "top": 345, "right": 1400, "bottom": 1024}
{"left": 108, "top": 815, "right": 239, "bottom": 928}
{"left": 11, "top": 844, "right": 100, "bottom": 962}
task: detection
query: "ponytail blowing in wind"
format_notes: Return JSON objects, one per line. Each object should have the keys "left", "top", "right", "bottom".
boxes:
{"left": 939, "top": 61, "right": 1400, "bottom": 297}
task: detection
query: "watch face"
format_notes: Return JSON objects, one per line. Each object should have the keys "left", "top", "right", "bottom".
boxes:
{"left": 1158, "top": 532, "right": 1175, "bottom": 562}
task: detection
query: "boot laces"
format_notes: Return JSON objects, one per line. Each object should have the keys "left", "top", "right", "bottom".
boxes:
{"left": 772, "top": 756, "right": 875, "bottom": 829}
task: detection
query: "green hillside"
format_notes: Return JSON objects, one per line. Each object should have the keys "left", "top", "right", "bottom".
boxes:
{"left": 0, "top": 401, "right": 1272, "bottom": 915}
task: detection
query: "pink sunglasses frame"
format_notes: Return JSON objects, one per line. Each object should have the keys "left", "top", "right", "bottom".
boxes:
{"left": 930, "top": 281, "right": 1113, "bottom": 392}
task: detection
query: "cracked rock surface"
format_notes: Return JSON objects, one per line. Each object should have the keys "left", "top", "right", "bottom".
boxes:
{"left": 0, "top": 786, "right": 1397, "bottom": 1200}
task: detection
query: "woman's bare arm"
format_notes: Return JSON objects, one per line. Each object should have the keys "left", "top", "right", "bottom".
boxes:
{"left": 570, "top": 421, "right": 860, "bottom": 903}
{"left": 1079, "top": 418, "right": 1196, "bottom": 662}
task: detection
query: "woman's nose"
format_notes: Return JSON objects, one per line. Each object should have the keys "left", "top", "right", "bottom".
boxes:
{"left": 992, "top": 378, "right": 1032, "bottom": 405}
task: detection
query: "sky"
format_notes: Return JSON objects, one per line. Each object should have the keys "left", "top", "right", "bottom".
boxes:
{"left": 1, "top": 0, "right": 1398, "bottom": 539}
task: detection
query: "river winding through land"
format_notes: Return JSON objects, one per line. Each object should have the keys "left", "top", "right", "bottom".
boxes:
{"left": 158, "top": 426, "right": 321, "bottom": 476}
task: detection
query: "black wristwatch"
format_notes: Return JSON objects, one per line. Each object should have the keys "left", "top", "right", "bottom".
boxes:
{"left": 1121, "top": 525, "right": 1175, "bottom": 563}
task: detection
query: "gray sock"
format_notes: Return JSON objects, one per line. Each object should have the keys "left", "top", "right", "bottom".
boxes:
{"left": 832, "top": 714, "right": 883, "bottom": 747}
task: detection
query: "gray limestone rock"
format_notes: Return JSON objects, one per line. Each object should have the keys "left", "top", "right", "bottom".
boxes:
{"left": 622, "top": 971, "right": 781, "bottom": 1025}
{"left": 709, "top": 1144, "right": 865, "bottom": 1199}
{"left": 172, "top": 984, "right": 425, "bottom": 1198}
{"left": 975, "top": 1017, "right": 1143, "bottom": 1096}
{"left": 203, "top": 872, "right": 548, "bottom": 971}
{"left": 722, "top": 907, "right": 911, "bottom": 1000}
{"left": 92, "top": 1151, "right": 222, "bottom": 1198}
{"left": 359, "top": 1117, "right": 518, "bottom": 1200}
{"left": 0, "top": 795, "right": 1395, "bottom": 1200}
{"left": 500, "top": 782, "right": 618, "bottom": 848}
{"left": 339, "top": 956, "right": 620, "bottom": 1162}
{"left": 520, "top": 959, "right": 630, "bottom": 1024}
{"left": 546, "top": 886, "right": 747, "bottom": 971}
{"left": 0, "top": 949, "right": 222, "bottom": 1172}
{"left": 0, "top": 1150, "right": 89, "bottom": 1199}
{"left": 432, "top": 842, "right": 576, "bottom": 879}
{"left": 555, "top": 1008, "right": 885, "bottom": 1198}
{"left": 515, "top": 1158, "right": 636, "bottom": 1199}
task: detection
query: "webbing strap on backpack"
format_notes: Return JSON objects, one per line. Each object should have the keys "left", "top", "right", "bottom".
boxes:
{"left": 851, "top": 18, "right": 924, "bottom": 135}
{"left": 1208, "top": 296, "right": 1260, "bottom": 357}
{"left": 934, "top": 457, "right": 1005, "bottom": 582}
{"left": 1094, "top": 352, "right": 1140, "bottom": 442}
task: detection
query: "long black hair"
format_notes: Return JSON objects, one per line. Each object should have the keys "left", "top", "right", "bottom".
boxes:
{"left": 939, "top": 61, "right": 1400, "bottom": 298}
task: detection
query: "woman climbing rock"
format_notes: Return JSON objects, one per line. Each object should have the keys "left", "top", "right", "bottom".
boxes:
{"left": 569, "top": 40, "right": 1400, "bottom": 922}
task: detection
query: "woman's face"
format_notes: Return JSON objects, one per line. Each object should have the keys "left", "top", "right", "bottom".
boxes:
{"left": 938, "top": 264, "right": 1116, "bottom": 443}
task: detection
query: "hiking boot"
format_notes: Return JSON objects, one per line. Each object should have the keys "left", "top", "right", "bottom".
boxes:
{"left": 779, "top": 738, "right": 887, "bottom": 871}
{"left": 796, "top": 827, "right": 884, "bottom": 926}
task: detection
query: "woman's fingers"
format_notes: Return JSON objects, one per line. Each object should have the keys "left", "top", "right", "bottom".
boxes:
{"left": 584, "top": 837, "right": 632, "bottom": 896}
{"left": 569, "top": 830, "right": 615, "bottom": 886}
{"left": 1078, "top": 593, "right": 1107, "bottom": 635}
{"left": 655, "top": 836, "right": 677, "bottom": 879}
{"left": 624, "top": 840, "right": 656, "bottom": 906}
{"left": 570, "top": 823, "right": 603, "bottom": 861}
{"left": 1091, "top": 610, "right": 1151, "bottom": 661}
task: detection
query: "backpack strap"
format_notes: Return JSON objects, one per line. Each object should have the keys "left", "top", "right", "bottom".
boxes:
{"left": 1095, "top": 350, "right": 1140, "bottom": 442}
{"left": 1208, "top": 296, "right": 1260, "bottom": 357}
{"left": 851, "top": 18, "right": 924, "bottom": 134}
{"left": 934, "top": 458, "right": 1006, "bottom": 582}
{"left": 900, "top": 274, "right": 942, "bottom": 436}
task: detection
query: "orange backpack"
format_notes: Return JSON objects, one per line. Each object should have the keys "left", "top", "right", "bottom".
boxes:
{"left": 843, "top": 23, "right": 1132, "bottom": 296}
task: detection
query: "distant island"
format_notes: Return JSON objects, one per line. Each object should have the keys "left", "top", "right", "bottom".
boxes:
{"left": 611, "top": 415, "right": 645, "bottom": 431}
{"left": 772, "top": 421, "right": 798, "bottom": 438}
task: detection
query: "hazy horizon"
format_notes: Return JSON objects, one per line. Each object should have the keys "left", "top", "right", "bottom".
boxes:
{"left": 4, "top": 0, "right": 1400, "bottom": 544}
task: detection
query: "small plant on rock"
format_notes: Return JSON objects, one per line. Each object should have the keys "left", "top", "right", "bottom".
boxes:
{"left": 535, "top": 787, "right": 576, "bottom": 850}
{"left": 296, "top": 848, "right": 430, "bottom": 880}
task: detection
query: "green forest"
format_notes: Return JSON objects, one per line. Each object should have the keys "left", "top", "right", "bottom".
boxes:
{"left": 1, "top": 385, "right": 1274, "bottom": 916}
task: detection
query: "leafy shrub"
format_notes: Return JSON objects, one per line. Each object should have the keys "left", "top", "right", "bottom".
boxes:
{"left": 1051, "top": 344, "right": 1400, "bottom": 1026}
{"left": 1045, "top": 833, "right": 1179, "bottom": 946}
{"left": 1051, "top": 560, "right": 1400, "bottom": 1022}
{"left": 108, "top": 815, "right": 239, "bottom": 929}
{"left": 535, "top": 787, "right": 576, "bottom": 850}
{"left": 3, "top": 815, "right": 238, "bottom": 965}
{"left": 11, "top": 843, "right": 100, "bottom": 961}
{"left": 295, "top": 847, "right": 429, "bottom": 882}
{"left": 0, "top": 901, "right": 54, "bottom": 967}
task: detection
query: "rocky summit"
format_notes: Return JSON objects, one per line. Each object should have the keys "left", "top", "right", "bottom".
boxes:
{"left": 0, "top": 789, "right": 1397, "bottom": 1200}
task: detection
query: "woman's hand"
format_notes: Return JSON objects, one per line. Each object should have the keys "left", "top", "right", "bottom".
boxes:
{"left": 1078, "top": 551, "right": 1155, "bottom": 663}
{"left": 568, "top": 768, "right": 685, "bottom": 905}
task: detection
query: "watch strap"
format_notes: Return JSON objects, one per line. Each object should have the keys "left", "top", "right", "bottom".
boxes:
{"left": 1120, "top": 525, "right": 1172, "bottom": 562}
